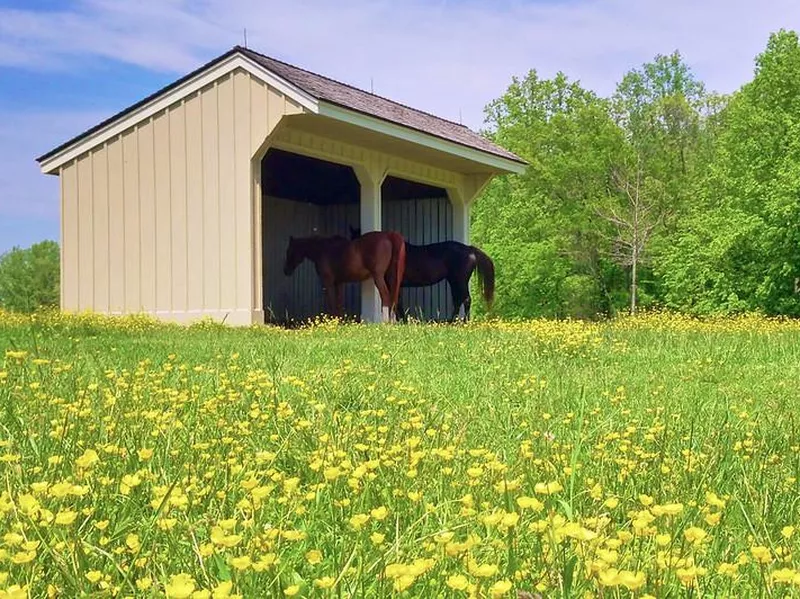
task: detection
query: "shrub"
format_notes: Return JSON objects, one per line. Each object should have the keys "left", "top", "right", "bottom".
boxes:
{"left": 0, "top": 240, "right": 60, "bottom": 312}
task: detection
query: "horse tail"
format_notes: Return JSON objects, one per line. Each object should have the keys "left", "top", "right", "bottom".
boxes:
{"left": 389, "top": 232, "right": 406, "bottom": 313}
{"left": 471, "top": 246, "right": 495, "bottom": 309}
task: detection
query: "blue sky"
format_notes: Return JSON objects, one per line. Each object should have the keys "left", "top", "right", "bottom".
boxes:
{"left": 1, "top": 0, "right": 799, "bottom": 255}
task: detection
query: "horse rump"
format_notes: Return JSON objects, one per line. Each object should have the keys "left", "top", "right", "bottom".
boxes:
{"left": 471, "top": 246, "right": 495, "bottom": 309}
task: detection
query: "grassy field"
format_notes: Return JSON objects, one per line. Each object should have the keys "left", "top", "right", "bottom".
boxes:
{"left": 1, "top": 311, "right": 800, "bottom": 598}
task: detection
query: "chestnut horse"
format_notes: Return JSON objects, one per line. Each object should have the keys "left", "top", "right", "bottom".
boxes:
{"left": 350, "top": 227, "right": 494, "bottom": 322}
{"left": 283, "top": 231, "right": 406, "bottom": 321}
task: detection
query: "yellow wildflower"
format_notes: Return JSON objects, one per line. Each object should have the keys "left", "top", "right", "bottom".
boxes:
{"left": 54, "top": 510, "right": 77, "bottom": 526}
{"left": 534, "top": 481, "right": 563, "bottom": 495}
{"left": 751, "top": 546, "right": 772, "bottom": 564}
{"left": 229, "top": 555, "right": 252, "bottom": 571}
{"left": 349, "top": 514, "right": 370, "bottom": 530}
{"left": 165, "top": 573, "right": 196, "bottom": 599}
{"left": 314, "top": 577, "right": 335, "bottom": 589}
{"left": 772, "top": 568, "right": 797, "bottom": 584}
{"left": 305, "top": 550, "right": 323, "bottom": 565}
{"left": 447, "top": 574, "right": 469, "bottom": 591}
{"left": 490, "top": 580, "right": 513, "bottom": 597}
{"left": 684, "top": 527, "right": 708, "bottom": 544}
{"left": 371, "top": 506, "right": 389, "bottom": 520}
{"left": 75, "top": 449, "right": 100, "bottom": 469}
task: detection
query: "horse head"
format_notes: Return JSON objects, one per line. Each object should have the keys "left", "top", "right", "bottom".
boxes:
{"left": 283, "top": 236, "right": 306, "bottom": 276}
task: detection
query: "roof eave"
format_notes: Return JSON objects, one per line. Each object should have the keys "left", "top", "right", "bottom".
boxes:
{"left": 317, "top": 101, "right": 527, "bottom": 175}
{"left": 37, "top": 46, "right": 527, "bottom": 177}
{"left": 36, "top": 48, "right": 320, "bottom": 174}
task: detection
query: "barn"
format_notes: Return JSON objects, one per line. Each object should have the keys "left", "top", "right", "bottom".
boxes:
{"left": 37, "top": 46, "right": 526, "bottom": 324}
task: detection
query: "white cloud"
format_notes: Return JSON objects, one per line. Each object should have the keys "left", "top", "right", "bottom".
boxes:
{"left": 1, "top": 0, "right": 798, "bottom": 126}
{"left": 0, "top": 0, "right": 797, "bottom": 233}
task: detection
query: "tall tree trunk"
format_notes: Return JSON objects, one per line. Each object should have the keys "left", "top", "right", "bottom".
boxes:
{"left": 630, "top": 258, "right": 637, "bottom": 314}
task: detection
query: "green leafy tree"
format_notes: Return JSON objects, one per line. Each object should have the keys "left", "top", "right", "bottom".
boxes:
{"left": 0, "top": 240, "right": 60, "bottom": 313}
{"left": 596, "top": 155, "right": 668, "bottom": 313}
{"left": 612, "top": 51, "right": 707, "bottom": 183}
{"left": 660, "top": 30, "right": 800, "bottom": 314}
{"left": 610, "top": 52, "right": 712, "bottom": 306}
{"left": 473, "top": 71, "right": 627, "bottom": 318}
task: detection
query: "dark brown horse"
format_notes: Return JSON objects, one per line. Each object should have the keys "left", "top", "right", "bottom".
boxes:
{"left": 283, "top": 231, "right": 406, "bottom": 321}
{"left": 350, "top": 227, "right": 494, "bottom": 321}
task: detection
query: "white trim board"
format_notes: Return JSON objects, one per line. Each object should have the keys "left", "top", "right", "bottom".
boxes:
{"left": 317, "top": 103, "right": 527, "bottom": 175}
{"left": 39, "top": 54, "right": 320, "bottom": 174}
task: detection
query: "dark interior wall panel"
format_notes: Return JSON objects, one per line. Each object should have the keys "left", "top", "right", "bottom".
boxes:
{"left": 263, "top": 196, "right": 361, "bottom": 323}
{"left": 320, "top": 202, "right": 360, "bottom": 317}
{"left": 264, "top": 196, "right": 324, "bottom": 322}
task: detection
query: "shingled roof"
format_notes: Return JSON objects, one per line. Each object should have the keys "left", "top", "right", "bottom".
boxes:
{"left": 38, "top": 46, "right": 525, "bottom": 169}
{"left": 236, "top": 47, "right": 525, "bottom": 165}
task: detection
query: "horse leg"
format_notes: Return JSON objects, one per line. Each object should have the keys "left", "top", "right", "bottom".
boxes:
{"left": 372, "top": 273, "right": 392, "bottom": 323}
{"left": 396, "top": 293, "right": 406, "bottom": 322}
{"left": 336, "top": 284, "right": 345, "bottom": 318}
{"left": 448, "top": 278, "right": 468, "bottom": 323}
{"left": 463, "top": 291, "right": 472, "bottom": 322}
{"left": 321, "top": 277, "right": 337, "bottom": 317}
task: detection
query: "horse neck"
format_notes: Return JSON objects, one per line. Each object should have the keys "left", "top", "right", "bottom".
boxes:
{"left": 298, "top": 237, "right": 331, "bottom": 262}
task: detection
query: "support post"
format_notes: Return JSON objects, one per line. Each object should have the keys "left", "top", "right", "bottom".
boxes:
{"left": 452, "top": 201, "right": 470, "bottom": 245}
{"left": 250, "top": 156, "right": 265, "bottom": 324}
{"left": 447, "top": 175, "right": 492, "bottom": 319}
{"left": 353, "top": 164, "right": 387, "bottom": 323}
{"left": 447, "top": 174, "right": 492, "bottom": 245}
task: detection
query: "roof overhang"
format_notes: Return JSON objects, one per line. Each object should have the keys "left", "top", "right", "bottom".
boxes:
{"left": 37, "top": 51, "right": 319, "bottom": 174}
{"left": 38, "top": 48, "right": 525, "bottom": 177}
{"left": 318, "top": 102, "right": 526, "bottom": 175}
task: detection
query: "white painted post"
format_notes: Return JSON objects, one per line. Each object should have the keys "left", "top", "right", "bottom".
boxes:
{"left": 353, "top": 164, "right": 385, "bottom": 323}
{"left": 452, "top": 200, "right": 470, "bottom": 245}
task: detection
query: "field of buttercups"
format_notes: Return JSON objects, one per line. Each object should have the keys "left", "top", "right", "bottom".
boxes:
{"left": 1, "top": 310, "right": 800, "bottom": 598}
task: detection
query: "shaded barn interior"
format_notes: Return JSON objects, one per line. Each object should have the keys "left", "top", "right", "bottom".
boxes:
{"left": 262, "top": 149, "right": 360, "bottom": 323}
{"left": 262, "top": 148, "right": 453, "bottom": 323}
{"left": 381, "top": 178, "right": 454, "bottom": 321}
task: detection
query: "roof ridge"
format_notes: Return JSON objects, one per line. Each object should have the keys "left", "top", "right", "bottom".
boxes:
{"left": 235, "top": 45, "right": 477, "bottom": 133}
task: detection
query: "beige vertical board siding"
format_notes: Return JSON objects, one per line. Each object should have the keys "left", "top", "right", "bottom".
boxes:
{"left": 76, "top": 155, "right": 93, "bottom": 310}
{"left": 234, "top": 71, "right": 252, "bottom": 313}
{"left": 153, "top": 111, "right": 172, "bottom": 311}
{"left": 217, "top": 74, "right": 237, "bottom": 311}
{"left": 138, "top": 123, "right": 156, "bottom": 312}
{"left": 169, "top": 105, "right": 188, "bottom": 312}
{"left": 250, "top": 78, "right": 268, "bottom": 313}
{"left": 122, "top": 130, "right": 141, "bottom": 312}
{"left": 91, "top": 148, "right": 109, "bottom": 312}
{"left": 266, "top": 87, "right": 285, "bottom": 134}
{"left": 184, "top": 93, "right": 204, "bottom": 311}
{"left": 53, "top": 69, "right": 308, "bottom": 323}
{"left": 61, "top": 162, "right": 79, "bottom": 311}
{"left": 201, "top": 83, "right": 220, "bottom": 311}
{"left": 107, "top": 140, "right": 125, "bottom": 312}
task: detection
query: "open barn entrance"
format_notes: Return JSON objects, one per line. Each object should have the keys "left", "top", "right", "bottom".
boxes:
{"left": 261, "top": 148, "right": 360, "bottom": 324}
{"left": 381, "top": 176, "right": 453, "bottom": 321}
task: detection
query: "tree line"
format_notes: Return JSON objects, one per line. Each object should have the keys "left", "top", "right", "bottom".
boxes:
{"left": 473, "top": 29, "right": 800, "bottom": 318}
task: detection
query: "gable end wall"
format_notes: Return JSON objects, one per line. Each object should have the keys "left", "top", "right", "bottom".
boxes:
{"left": 58, "top": 68, "right": 304, "bottom": 324}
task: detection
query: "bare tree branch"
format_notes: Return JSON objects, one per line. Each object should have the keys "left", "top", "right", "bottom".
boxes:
{"left": 595, "top": 153, "right": 667, "bottom": 314}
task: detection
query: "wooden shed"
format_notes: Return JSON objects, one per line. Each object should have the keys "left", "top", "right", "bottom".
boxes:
{"left": 37, "top": 46, "right": 526, "bottom": 324}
